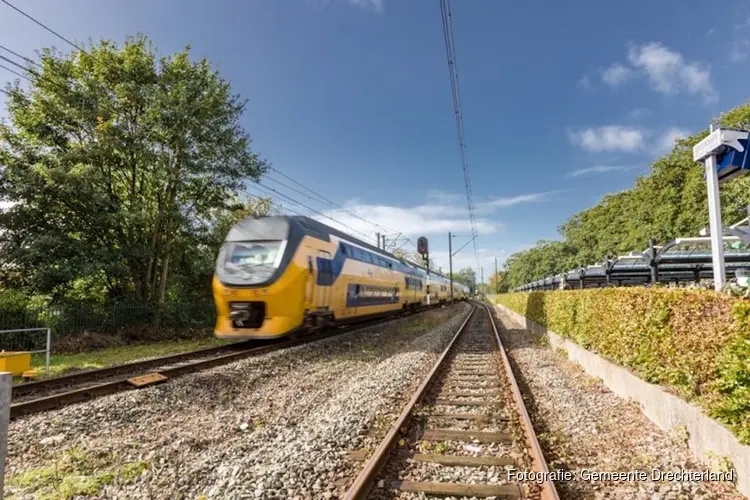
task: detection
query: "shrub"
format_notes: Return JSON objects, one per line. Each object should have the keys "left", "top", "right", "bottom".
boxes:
{"left": 496, "top": 289, "right": 750, "bottom": 444}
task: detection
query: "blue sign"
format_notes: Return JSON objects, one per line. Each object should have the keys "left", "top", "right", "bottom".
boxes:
{"left": 716, "top": 137, "right": 750, "bottom": 183}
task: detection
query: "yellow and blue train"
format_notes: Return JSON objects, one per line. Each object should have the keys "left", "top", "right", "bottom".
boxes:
{"left": 212, "top": 215, "right": 470, "bottom": 339}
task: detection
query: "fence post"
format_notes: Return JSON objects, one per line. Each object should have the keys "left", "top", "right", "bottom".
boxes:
{"left": 1, "top": 371, "right": 11, "bottom": 499}
{"left": 45, "top": 328, "right": 51, "bottom": 375}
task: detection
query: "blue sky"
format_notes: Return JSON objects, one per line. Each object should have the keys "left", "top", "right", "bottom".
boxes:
{"left": 2, "top": 0, "right": 750, "bottom": 280}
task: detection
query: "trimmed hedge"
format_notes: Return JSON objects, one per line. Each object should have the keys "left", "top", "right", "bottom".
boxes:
{"left": 496, "top": 289, "right": 750, "bottom": 444}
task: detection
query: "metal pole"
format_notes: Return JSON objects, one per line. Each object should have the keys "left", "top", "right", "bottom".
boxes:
{"left": 448, "top": 232, "right": 453, "bottom": 301}
{"left": 376, "top": 232, "right": 381, "bottom": 249}
{"left": 0, "top": 371, "right": 11, "bottom": 498}
{"left": 495, "top": 257, "right": 498, "bottom": 293}
{"left": 382, "top": 236, "right": 387, "bottom": 251}
{"left": 481, "top": 267, "right": 484, "bottom": 295}
{"left": 46, "top": 328, "right": 51, "bottom": 375}
{"left": 648, "top": 239, "right": 658, "bottom": 284}
{"left": 706, "top": 124, "right": 726, "bottom": 290}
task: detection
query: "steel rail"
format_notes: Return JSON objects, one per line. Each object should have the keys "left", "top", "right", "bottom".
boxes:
{"left": 485, "top": 302, "right": 560, "bottom": 500}
{"left": 344, "top": 301, "right": 559, "bottom": 499}
{"left": 10, "top": 306, "right": 444, "bottom": 419}
{"left": 11, "top": 339, "right": 264, "bottom": 398}
{"left": 343, "top": 304, "right": 477, "bottom": 499}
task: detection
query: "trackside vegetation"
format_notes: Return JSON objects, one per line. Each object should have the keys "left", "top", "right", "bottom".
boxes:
{"left": 502, "top": 102, "right": 750, "bottom": 290}
{"left": 0, "top": 35, "right": 274, "bottom": 343}
{"left": 496, "top": 289, "right": 750, "bottom": 444}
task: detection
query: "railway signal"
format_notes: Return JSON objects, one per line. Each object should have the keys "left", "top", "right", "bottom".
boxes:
{"left": 417, "top": 236, "right": 430, "bottom": 272}
{"left": 417, "top": 236, "right": 428, "bottom": 255}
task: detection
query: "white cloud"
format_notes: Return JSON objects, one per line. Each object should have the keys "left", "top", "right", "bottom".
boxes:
{"left": 313, "top": 201, "right": 500, "bottom": 247}
{"left": 311, "top": 0, "right": 384, "bottom": 11}
{"left": 626, "top": 42, "right": 716, "bottom": 101}
{"left": 478, "top": 192, "right": 553, "bottom": 210}
{"left": 430, "top": 247, "right": 507, "bottom": 282}
{"left": 343, "top": 0, "right": 383, "bottom": 10}
{"left": 578, "top": 75, "right": 594, "bottom": 91}
{"left": 568, "top": 124, "right": 691, "bottom": 157}
{"left": 601, "top": 63, "right": 632, "bottom": 87}
{"left": 566, "top": 165, "right": 637, "bottom": 177}
{"left": 568, "top": 126, "right": 645, "bottom": 152}
{"left": 653, "top": 127, "right": 690, "bottom": 155}
{"left": 306, "top": 190, "right": 552, "bottom": 249}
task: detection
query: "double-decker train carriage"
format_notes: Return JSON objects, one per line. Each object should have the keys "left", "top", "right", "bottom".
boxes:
{"left": 212, "top": 215, "right": 468, "bottom": 339}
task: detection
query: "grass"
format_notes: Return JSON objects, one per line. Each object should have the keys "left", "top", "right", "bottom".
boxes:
{"left": 6, "top": 446, "right": 150, "bottom": 500}
{"left": 18, "top": 337, "right": 233, "bottom": 382}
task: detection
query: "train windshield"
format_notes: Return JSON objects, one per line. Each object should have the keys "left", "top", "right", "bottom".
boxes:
{"left": 218, "top": 240, "right": 285, "bottom": 284}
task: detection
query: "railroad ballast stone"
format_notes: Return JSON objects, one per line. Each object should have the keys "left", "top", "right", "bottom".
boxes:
{"left": 4, "top": 303, "right": 470, "bottom": 499}
{"left": 492, "top": 304, "right": 743, "bottom": 500}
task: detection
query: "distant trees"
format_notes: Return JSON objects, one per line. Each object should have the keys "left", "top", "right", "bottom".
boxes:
{"left": 0, "top": 35, "right": 269, "bottom": 305}
{"left": 503, "top": 101, "right": 750, "bottom": 289}
{"left": 488, "top": 271, "right": 508, "bottom": 293}
{"left": 452, "top": 268, "right": 476, "bottom": 289}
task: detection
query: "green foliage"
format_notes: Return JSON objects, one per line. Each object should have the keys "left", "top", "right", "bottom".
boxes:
{"left": 0, "top": 35, "right": 267, "bottom": 304}
{"left": 502, "top": 100, "right": 750, "bottom": 288}
{"left": 487, "top": 271, "right": 508, "bottom": 293}
{"left": 452, "top": 267, "right": 476, "bottom": 288}
{"left": 497, "top": 289, "right": 750, "bottom": 444}
{"left": 8, "top": 445, "right": 150, "bottom": 500}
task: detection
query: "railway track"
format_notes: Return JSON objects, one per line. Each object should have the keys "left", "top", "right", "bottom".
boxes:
{"left": 9, "top": 307, "right": 439, "bottom": 419}
{"left": 345, "top": 302, "right": 559, "bottom": 499}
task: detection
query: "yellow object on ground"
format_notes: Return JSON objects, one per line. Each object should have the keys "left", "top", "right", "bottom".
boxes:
{"left": 0, "top": 351, "right": 32, "bottom": 376}
{"left": 22, "top": 369, "right": 40, "bottom": 379}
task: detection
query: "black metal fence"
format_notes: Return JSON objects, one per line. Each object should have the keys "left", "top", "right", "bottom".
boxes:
{"left": 0, "top": 301, "right": 216, "bottom": 341}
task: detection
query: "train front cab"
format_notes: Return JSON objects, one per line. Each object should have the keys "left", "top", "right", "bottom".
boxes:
{"left": 213, "top": 217, "right": 311, "bottom": 339}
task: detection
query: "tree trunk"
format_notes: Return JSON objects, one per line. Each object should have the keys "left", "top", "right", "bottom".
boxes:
{"left": 158, "top": 249, "right": 171, "bottom": 305}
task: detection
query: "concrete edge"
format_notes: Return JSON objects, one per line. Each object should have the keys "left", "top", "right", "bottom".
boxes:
{"left": 493, "top": 303, "right": 750, "bottom": 499}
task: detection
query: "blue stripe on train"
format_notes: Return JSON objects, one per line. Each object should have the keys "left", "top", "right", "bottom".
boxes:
{"left": 317, "top": 240, "right": 422, "bottom": 287}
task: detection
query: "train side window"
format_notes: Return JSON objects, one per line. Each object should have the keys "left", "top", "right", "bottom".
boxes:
{"left": 341, "top": 245, "right": 347, "bottom": 255}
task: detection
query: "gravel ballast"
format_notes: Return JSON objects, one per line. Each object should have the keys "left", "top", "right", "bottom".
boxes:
{"left": 4, "top": 304, "right": 471, "bottom": 499}
{"left": 492, "top": 305, "right": 743, "bottom": 500}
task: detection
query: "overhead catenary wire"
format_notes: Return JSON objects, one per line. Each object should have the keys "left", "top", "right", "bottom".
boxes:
{"left": 0, "top": 44, "right": 389, "bottom": 252}
{"left": 253, "top": 182, "right": 379, "bottom": 245}
{"left": 439, "top": 0, "right": 480, "bottom": 274}
{"left": 1, "top": 0, "right": 85, "bottom": 53}
{"left": 0, "top": 45, "right": 42, "bottom": 69}
{"left": 267, "top": 165, "right": 406, "bottom": 239}
{"left": 0, "top": 61, "right": 31, "bottom": 82}
{"left": 0, "top": 2, "right": 419, "bottom": 254}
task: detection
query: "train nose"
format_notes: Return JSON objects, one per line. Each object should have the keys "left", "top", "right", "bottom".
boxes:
{"left": 229, "top": 302, "right": 266, "bottom": 328}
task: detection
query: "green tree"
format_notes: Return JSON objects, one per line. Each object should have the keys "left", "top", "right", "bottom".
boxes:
{"left": 165, "top": 195, "right": 277, "bottom": 302}
{"left": 452, "top": 267, "right": 476, "bottom": 289}
{"left": 488, "top": 271, "right": 508, "bottom": 293}
{"left": 0, "top": 35, "right": 266, "bottom": 303}
{"left": 504, "top": 101, "right": 750, "bottom": 289}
